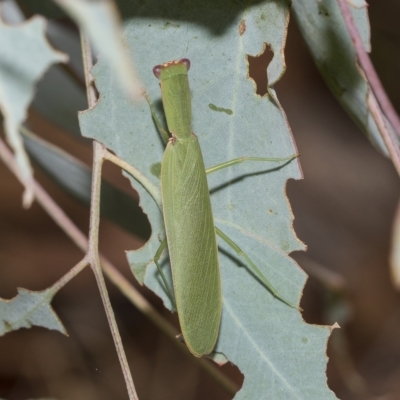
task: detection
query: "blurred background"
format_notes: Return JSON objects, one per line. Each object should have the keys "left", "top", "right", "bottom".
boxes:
{"left": 1, "top": 0, "right": 400, "bottom": 399}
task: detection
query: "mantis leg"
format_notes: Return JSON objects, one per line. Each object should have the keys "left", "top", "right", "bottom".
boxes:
{"left": 216, "top": 227, "right": 301, "bottom": 310}
{"left": 205, "top": 154, "right": 299, "bottom": 175}
{"left": 144, "top": 92, "right": 170, "bottom": 143}
{"left": 153, "top": 237, "right": 176, "bottom": 309}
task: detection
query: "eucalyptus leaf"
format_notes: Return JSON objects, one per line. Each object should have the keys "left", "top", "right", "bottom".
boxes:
{"left": 33, "top": 21, "right": 87, "bottom": 136}
{"left": 0, "top": 15, "right": 67, "bottom": 203}
{"left": 79, "top": 1, "right": 336, "bottom": 398}
{"left": 292, "top": 0, "right": 393, "bottom": 155}
{"left": 0, "top": 288, "right": 66, "bottom": 336}
{"left": 2, "top": 0, "right": 85, "bottom": 136}
{"left": 33, "top": 64, "right": 86, "bottom": 136}
{"left": 22, "top": 128, "right": 150, "bottom": 239}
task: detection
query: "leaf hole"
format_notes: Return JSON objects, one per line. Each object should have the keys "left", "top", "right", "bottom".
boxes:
{"left": 247, "top": 43, "right": 274, "bottom": 97}
{"left": 218, "top": 362, "right": 244, "bottom": 398}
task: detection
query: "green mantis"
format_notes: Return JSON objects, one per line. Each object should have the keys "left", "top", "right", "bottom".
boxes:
{"left": 147, "top": 59, "right": 298, "bottom": 357}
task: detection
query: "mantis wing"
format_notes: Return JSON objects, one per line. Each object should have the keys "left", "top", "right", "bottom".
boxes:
{"left": 161, "top": 134, "right": 222, "bottom": 357}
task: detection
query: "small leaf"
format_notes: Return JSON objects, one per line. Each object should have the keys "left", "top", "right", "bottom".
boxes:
{"left": 0, "top": 288, "right": 66, "bottom": 336}
{"left": 1, "top": 1, "right": 84, "bottom": 136}
{"left": 0, "top": 15, "right": 67, "bottom": 204}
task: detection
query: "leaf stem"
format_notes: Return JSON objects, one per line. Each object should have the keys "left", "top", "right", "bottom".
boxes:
{"left": 337, "top": 0, "right": 400, "bottom": 138}
{"left": 49, "top": 257, "right": 89, "bottom": 295}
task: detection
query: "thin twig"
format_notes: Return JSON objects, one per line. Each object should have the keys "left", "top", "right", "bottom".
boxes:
{"left": 337, "top": 0, "right": 400, "bottom": 177}
{"left": 89, "top": 142, "right": 139, "bottom": 400}
{"left": 337, "top": 0, "right": 400, "bottom": 139}
{"left": 293, "top": 253, "right": 346, "bottom": 292}
{"left": 0, "top": 137, "right": 238, "bottom": 396}
{"left": 81, "top": 33, "right": 139, "bottom": 400}
{"left": 50, "top": 257, "right": 89, "bottom": 295}
{"left": 0, "top": 139, "right": 87, "bottom": 249}
{"left": 80, "top": 33, "right": 98, "bottom": 107}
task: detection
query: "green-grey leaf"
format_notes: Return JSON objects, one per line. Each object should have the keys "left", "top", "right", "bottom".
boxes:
{"left": 34, "top": 64, "right": 86, "bottom": 136}
{"left": 1, "top": 0, "right": 84, "bottom": 136}
{"left": 34, "top": 21, "right": 87, "bottom": 136}
{"left": 0, "top": 288, "right": 66, "bottom": 336}
{"left": 22, "top": 128, "right": 150, "bottom": 239}
{"left": 292, "top": 0, "right": 392, "bottom": 155}
{"left": 79, "top": 1, "right": 336, "bottom": 398}
{"left": 0, "top": 16, "right": 67, "bottom": 201}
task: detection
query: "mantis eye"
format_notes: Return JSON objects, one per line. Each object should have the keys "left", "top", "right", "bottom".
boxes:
{"left": 153, "top": 64, "right": 162, "bottom": 79}
{"left": 180, "top": 58, "right": 191, "bottom": 71}
{"left": 153, "top": 58, "right": 191, "bottom": 79}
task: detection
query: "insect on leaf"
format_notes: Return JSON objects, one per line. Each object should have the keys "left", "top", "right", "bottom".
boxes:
{"left": 79, "top": 1, "right": 337, "bottom": 398}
